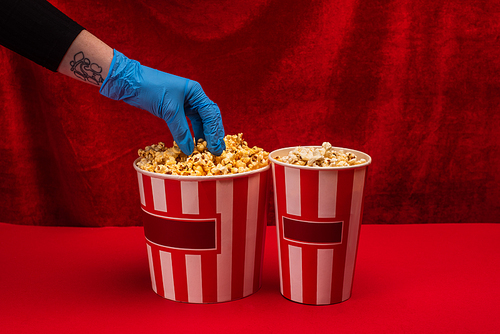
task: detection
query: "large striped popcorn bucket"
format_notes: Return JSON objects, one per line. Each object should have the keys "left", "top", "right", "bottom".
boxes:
{"left": 134, "top": 159, "right": 270, "bottom": 303}
{"left": 270, "top": 147, "right": 371, "bottom": 305}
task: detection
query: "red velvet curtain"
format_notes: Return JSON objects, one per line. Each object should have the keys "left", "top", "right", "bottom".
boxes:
{"left": 1, "top": 0, "right": 499, "bottom": 226}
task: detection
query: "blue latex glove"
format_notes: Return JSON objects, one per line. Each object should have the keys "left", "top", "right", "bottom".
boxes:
{"left": 100, "top": 50, "right": 225, "bottom": 155}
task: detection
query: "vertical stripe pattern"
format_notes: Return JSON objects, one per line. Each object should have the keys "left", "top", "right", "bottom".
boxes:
{"left": 318, "top": 170, "right": 337, "bottom": 218}
{"left": 137, "top": 168, "right": 270, "bottom": 303}
{"left": 244, "top": 174, "right": 260, "bottom": 296}
{"left": 284, "top": 167, "right": 301, "bottom": 216}
{"left": 272, "top": 161, "right": 369, "bottom": 305}
{"left": 288, "top": 245, "right": 303, "bottom": 302}
{"left": 317, "top": 248, "right": 334, "bottom": 304}
{"left": 138, "top": 171, "right": 146, "bottom": 206}
{"left": 216, "top": 179, "right": 233, "bottom": 302}
{"left": 146, "top": 244, "right": 156, "bottom": 293}
{"left": 151, "top": 177, "right": 167, "bottom": 212}
{"left": 160, "top": 251, "right": 175, "bottom": 300}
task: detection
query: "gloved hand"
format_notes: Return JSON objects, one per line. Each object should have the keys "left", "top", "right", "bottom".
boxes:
{"left": 99, "top": 50, "right": 225, "bottom": 155}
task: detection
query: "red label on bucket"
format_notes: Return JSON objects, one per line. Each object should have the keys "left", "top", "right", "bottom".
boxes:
{"left": 283, "top": 217, "right": 343, "bottom": 244}
{"left": 142, "top": 210, "right": 217, "bottom": 250}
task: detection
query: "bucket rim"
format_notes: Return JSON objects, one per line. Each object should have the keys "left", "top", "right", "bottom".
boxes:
{"left": 133, "top": 157, "right": 270, "bottom": 180}
{"left": 269, "top": 146, "right": 372, "bottom": 170}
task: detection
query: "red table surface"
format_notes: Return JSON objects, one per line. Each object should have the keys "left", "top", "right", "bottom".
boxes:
{"left": 1, "top": 222, "right": 499, "bottom": 333}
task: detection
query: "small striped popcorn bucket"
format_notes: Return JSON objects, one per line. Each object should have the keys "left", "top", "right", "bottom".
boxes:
{"left": 270, "top": 147, "right": 371, "bottom": 305}
{"left": 134, "top": 158, "right": 270, "bottom": 303}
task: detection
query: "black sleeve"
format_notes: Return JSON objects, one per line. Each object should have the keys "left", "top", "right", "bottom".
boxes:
{"left": 0, "top": 0, "right": 85, "bottom": 72}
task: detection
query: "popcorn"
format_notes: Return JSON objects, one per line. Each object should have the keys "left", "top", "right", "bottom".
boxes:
{"left": 136, "top": 133, "right": 269, "bottom": 176}
{"left": 275, "top": 142, "right": 367, "bottom": 167}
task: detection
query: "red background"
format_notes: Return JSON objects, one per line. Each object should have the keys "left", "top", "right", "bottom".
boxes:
{"left": 1, "top": 0, "right": 499, "bottom": 226}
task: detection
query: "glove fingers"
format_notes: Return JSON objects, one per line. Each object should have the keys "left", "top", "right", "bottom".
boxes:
{"left": 185, "top": 81, "right": 226, "bottom": 155}
{"left": 187, "top": 113, "right": 205, "bottom": 142}
{"left": 166, "top": 107, "right": 194, "bottom": 155}
{"left": 198, "top": 104, "right": 225, "bottom": 155}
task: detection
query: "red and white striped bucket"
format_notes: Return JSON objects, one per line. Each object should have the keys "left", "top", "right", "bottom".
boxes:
{"left": 134, "top": 158, "right": 270, "bottom": 303}
{"left": 270, "top": 147, "right": 371, "bottom": 305}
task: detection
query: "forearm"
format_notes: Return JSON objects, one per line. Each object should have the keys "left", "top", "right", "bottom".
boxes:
{"left": 57, "top": 30, "right": 113, "bottom": 86}
{"left": 0, "top": 0, "right": 84, "bottom": 72}
{"left": 0, "top": 0, "right": 111, "bottom": 85}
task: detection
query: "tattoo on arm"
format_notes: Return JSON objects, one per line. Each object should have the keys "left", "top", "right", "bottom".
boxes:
{"left": 70, "top": 52, "right": 104, "bottom": 85}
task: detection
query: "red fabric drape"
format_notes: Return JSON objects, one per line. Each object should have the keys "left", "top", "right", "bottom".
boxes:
{"left": 1, "top": 0, "right": 499, "bottom": 226}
